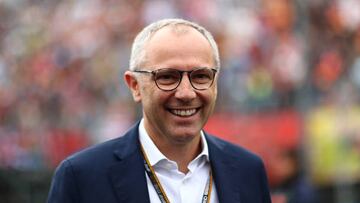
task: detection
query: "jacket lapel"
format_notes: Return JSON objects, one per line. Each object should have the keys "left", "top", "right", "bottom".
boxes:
{"left": 206, "top": 135, "right": 242, "bottom": 203}
{"left": 107, "top": 124, "right": 244, "bottom": 203}
{"left": 108, "top": 123, "right": 150, "bottom": 203}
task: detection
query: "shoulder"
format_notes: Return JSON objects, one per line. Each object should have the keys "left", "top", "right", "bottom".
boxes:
{"left": 205, "top": 133, "right": 272, "bottom": 202}
{"left": 58, "top": 123, "right": 139, "bottom": 172}
{"left": 206, "top": 134, "right": 264, "bottom": 166}
{"left": 65, "top": 136, "right": 123, "bottom": 167}
{"left": 47, "top": 124, "right": 141, "bottom": 203}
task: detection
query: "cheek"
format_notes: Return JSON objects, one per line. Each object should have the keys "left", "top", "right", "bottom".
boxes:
{"left": 140, "top": 86, "right": 168, "bottom": 109}
{"left": 204, "top": 88, "right": 217, "bottom": 114}
{"left": 213, "top": 87, "right": 218, "bottom": 100}
{"left": 207, "top": 86, "right": 218, "bottom": 103}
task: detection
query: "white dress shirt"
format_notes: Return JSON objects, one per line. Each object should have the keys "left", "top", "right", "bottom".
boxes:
{"left": 139, "top": 119, "right": 219, "bottom": 203}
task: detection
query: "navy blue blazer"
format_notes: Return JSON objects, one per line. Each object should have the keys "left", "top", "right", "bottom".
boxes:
{"left": 47, "top": 122, "right": 271, "bottom": 203}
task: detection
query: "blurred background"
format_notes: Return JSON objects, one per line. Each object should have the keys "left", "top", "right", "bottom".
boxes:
{"left": 0, "top": 0, "right": 360, "bottom": 202}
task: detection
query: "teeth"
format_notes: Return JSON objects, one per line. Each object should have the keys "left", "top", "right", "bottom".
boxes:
{"left": 171, "top": 109, "right": 197, "bottom": 117}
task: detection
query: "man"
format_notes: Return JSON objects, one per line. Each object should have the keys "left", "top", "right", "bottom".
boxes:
{"left": 47, "top": 18, "right": 271, "bottom": 203}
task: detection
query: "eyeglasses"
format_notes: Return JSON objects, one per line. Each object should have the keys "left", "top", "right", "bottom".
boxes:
{"left": 133, "top": 67, "right": 218, "bottom": 91}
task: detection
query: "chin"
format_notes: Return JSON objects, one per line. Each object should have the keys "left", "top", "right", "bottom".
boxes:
{"left": 171, "top": 129, "right": 200, "bottom": 143}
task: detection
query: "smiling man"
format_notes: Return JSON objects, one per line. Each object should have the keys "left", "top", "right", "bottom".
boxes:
{"left": 47, "top": 19, "right": 271, "bottom": 203}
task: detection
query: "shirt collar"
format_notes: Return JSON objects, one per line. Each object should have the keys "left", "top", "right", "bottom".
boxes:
{"left": 138, "top": 119, "right": 209, "bottom": 167}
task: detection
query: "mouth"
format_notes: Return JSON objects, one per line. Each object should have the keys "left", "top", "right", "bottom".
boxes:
{"left": 168, "top": 108, "right": 200, "bottom": 117}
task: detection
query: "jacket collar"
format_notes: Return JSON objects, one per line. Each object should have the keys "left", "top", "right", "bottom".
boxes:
{"left": 206, "top": 135, "right": 242, "bottom": 203}
{"left": 108, "top": 122, "right": 150, "bottom": 203}
{"left": 108, "top": 122, "right": 241, "bottom": 203}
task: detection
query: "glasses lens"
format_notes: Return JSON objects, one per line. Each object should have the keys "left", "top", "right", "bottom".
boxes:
{"left": 154, "top": 69, "right": 181, "bottom": 90}
{"left": 190, "top": 68, "right": 215, "bottom": 89}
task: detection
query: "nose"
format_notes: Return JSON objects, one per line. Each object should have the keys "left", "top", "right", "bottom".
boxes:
{"left": 174, "top": 73, "right": 196, "bottom": 101}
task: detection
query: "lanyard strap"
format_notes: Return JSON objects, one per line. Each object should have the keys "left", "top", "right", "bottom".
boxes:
{"left": 140, "top": 145, "right": 212, "bottom": 203}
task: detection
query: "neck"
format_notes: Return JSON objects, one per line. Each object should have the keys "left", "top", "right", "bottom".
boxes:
{"left": 142, "top": 119, "right": 203, "bottom": 173}
{"left": 151, "top": 134, "right": 202, "bottom": 174}
{"left": 163, "top": 139, "right": 202, "bottom": 173}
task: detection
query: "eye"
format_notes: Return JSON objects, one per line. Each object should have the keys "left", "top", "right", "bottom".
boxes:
{"left": 155, "top": 69, "right": 180, "bottom": 85}
{"left": 191, "top": 69, "right": 213, "bottom": 84}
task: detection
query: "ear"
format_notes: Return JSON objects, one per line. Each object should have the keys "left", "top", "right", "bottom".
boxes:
{"left": 124, "top": 71, "right": 142, "bottom": 102}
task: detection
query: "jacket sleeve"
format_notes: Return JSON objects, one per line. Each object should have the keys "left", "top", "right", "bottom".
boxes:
{"left": 47, "top": 159, "right": 80, "bottom": 203}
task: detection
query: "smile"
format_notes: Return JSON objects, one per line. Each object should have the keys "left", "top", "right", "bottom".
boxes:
{"left": 170, "top": 108, "right": 198, "bottom": 117}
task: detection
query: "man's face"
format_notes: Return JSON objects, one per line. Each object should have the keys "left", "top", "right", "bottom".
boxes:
{"left": 126, "top": 26, "right": 218, "bottom": 146}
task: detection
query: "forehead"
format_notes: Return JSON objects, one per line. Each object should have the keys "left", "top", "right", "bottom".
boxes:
{"left": 143, "top": 25, "right": 214, "bottom": 69}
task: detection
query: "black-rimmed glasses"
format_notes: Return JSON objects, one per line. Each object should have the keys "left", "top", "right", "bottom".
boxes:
{"left": 133, "top": 68, "right": 218, "bottom": 91}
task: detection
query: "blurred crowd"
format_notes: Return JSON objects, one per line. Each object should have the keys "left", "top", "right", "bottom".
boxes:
{"left": 1, "top": 0, "right": 360, "bottom": 202}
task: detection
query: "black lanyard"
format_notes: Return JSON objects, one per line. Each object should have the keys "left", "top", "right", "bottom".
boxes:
{"left": 140, "top": 145, "right": 213, "bottom": 203}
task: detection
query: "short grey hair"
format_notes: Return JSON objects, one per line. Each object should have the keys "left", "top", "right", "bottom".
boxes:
{"left": 129, "top": 18, "right": 220, "bottom": 71}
